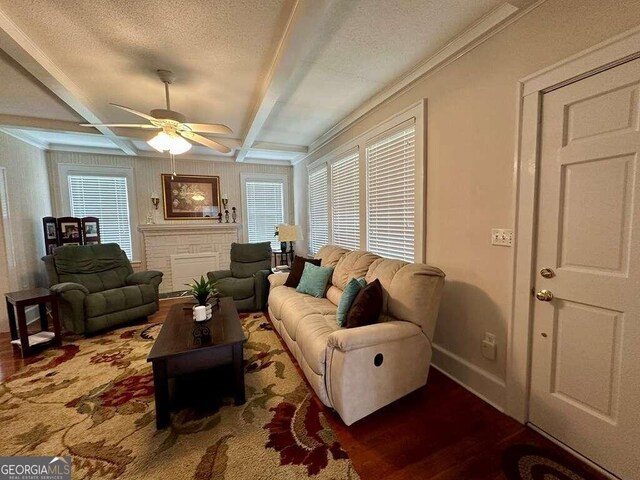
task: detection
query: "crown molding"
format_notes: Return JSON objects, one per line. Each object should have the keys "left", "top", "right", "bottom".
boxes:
{"left": 0, "top": 127, "right": 47, "bottom": 149}
{"left": 304, "top": 1, "right": 546, "bottom": 158}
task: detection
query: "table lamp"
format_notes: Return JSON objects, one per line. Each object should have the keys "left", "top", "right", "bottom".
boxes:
{"left": 277, "top": 224, "right": 303, "bottom": 261}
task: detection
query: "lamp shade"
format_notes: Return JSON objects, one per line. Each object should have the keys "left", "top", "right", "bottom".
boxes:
{"left": 277, "top": 224, "right": 302, "bottom": 242}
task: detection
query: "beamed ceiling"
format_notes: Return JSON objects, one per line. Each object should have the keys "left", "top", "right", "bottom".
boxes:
{"left": 0, "top": 0, "right": 534, "bottom": 164}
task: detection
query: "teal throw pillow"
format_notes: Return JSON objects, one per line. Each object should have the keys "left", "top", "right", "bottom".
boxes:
{"left": 296, "top": 262, "right": 334, "bottom": 298}
{"left": 336, "top": 278, "right": 367, "bottom": 327}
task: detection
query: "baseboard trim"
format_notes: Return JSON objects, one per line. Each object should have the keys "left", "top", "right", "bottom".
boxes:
{"left": 431, "top": 343, "right": 506, "bottom": 412}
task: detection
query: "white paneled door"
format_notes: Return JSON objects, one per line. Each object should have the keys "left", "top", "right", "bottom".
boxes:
{"left": 530, "top": 58, "right": 640, "bottom": 479}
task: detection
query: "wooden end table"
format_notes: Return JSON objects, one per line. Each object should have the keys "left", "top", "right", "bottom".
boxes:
{"left": 5, "top": 287, "right": 61, "bottom": 357}
{"left": 147, "top": 297, "right": 247, "bottom": 429}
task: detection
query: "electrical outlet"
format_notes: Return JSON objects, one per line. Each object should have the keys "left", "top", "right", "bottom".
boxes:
{"left": 481, "top": 332, "right": 497, "bottom": 361}
{"left": 491, "top": 228, "right": 513, "bottom": 247}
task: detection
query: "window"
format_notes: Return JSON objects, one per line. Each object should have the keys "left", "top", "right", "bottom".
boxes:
{"left": 68, "top": 175, "right": 133, "bottom": 258}
{"left": 308, "top": 167, "right": 328, "bottom": 254}
{"left": 330, "top": 150, "right": 360, "bottom": 250}
{"left": 366, "top": 125, "right": 416, "bottom": 261}
{"left": 244, "top": 179, "right": 285, "bottom": 251}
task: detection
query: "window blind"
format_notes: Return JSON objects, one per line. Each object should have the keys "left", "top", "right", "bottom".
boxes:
{"left": 331, "top": 151, "right": 360, "bottom": 250}
{"left": 245, "top": 181, "right": 284, "bottom": 251}
{"left": 366, "top": 125, "right": 416, "bottom": 261}
{"left": 68, "top": 175, "right": 133, "bottom": 258}
{"left": 308, "top": 167, "right": 328, "bottom": 254}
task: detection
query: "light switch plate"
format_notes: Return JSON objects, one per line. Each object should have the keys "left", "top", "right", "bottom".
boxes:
{"left": 491, "top": 228, "right": 513, "bottom": 247}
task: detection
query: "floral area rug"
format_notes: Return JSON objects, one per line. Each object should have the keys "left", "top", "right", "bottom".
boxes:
{"left": 0, "top": 312, "right": 358, "bottom": 479}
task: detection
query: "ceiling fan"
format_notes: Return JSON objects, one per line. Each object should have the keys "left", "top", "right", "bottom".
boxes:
{"left": 81, "top": 69, "right": 233, "bottom": 155}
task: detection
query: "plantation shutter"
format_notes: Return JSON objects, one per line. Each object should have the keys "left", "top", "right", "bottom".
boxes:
{"left": 330, "top": 150, "right": 360, "bottom": 250}
{"left": 308, "top": 167, "right": 328, "bottom": 254}
{"left": 68, "top": 175, "right": 133, "bottom": 258}
{"left": 245, "top": 181, "right": 284, "bottom": 251}
{"left": 366, "top": 125, "right": 416, "bottom": 261}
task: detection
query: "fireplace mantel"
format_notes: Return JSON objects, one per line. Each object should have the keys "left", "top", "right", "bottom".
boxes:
{"left": 138, "top": 223, "right": 241, "bottom": 234}
{"left": 138, "top": 223, "right": 241, "bottom": 293}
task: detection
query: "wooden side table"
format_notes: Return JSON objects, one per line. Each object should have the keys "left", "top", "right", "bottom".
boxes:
{"left": 5, "top": 287, "right": 61, "bottom": 357}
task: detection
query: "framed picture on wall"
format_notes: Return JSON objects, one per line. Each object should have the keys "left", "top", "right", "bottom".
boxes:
{"left": 161, "top": 174, "right": 221, "bottom": 219}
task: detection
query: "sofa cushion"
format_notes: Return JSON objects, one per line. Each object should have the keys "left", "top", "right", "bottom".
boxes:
{"left": 296, "top": 263, "right": 334, "bottom": 298}
{"left": 85, "top": 284, "right": 157, "bottom": 318}
{"left": 217, "top": 276, "right": 255, "bottom": 300}
{"left": 315, "top": 245, "right": 350, "bottom": 267}
{"left": 336, "top": 278, "right": 366, "bottom": 327}
{"left": 296, "top": 314, "right": 340, "bottom": 375}
{"left": 279, "top": 293, "right": 336, "bottom": 341}
{"left": 332, "top": 251, "right": 380, "bottom": 290}
{"left": 284, "top": 255, "right": 321, "bottom": 288}
{"left": 347, "top": 279, "right": 383, "bottom": 328}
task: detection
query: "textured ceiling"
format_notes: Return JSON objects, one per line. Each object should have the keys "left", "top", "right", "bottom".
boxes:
{"left": 0, "top": 49, "right": 82, "bottom": 121}
{"left": 0, "top": 0, "right": 509, "bottom": 159}
{"left": 0, "top": 0, "right": 295, "bottom": 135}
{"left": 258, "top": 0, "right": 503, "bottom": 145}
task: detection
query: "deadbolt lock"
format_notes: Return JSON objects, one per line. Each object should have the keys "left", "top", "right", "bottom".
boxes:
{"left": 540, "top": 268, "right": 555, "bottom": 279}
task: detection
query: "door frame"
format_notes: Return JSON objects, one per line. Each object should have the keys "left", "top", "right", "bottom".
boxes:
{"left": 507, "top": 25, "right": 640, "bottom": 423}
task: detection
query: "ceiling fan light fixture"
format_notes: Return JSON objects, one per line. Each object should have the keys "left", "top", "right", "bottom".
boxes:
{"left": 147, "top": 131, "right": 192, "bottom": 155}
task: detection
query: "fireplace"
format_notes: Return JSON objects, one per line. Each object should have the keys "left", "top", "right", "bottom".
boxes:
{"left": 138, "top": 224, "right": 241, "bottom": 293}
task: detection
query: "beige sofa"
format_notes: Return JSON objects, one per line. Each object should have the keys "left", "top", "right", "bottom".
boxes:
{"left": 267, "top": 245, "right": 445, "bottom": 425}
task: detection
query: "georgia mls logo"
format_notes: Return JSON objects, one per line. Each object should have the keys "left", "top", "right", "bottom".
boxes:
{"left": 0, "top": 456, "right": 72, "bottom": 480}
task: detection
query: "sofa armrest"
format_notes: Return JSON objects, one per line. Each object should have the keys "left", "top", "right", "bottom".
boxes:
{"left": 50, "top": 282, "right": 89, "bottom": 295}
{"left": 268, "top": 273, "right": 289, "bottom": 288}
{"left": 126, "top": 271, "right": 163, "bottom": 286}
{"left": 327, "top": 321, "right": 423, "bottom": 352}
{"left": 208, "top": 270, "right": 233, "bottom": 282}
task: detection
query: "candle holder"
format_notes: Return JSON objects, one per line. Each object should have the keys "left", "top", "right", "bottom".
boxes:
{"left": 151, "top": 197, "right": 160, "bottom": 210}
{"left": 231, "top": 207, "right": 237, "bottom": 223}
{"left": 224, "top": 209, "right": 230, "bottom": 223}
{"left": 217, "top": 212, "right": 223, "bottom": 223}
{"left": 221, "top": 197, "right": 229, "bottom": 209}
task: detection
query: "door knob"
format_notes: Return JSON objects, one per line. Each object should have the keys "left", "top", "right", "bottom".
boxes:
{"left": 536, "top": 289, "right": 554, "bottom": 302}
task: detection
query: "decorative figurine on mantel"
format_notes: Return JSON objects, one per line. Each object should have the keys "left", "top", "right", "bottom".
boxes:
{"left": 224, "top": 209, "right": 230, "bottom": 223}
{"left": 217, "top": 212, "right": 223, "bottom": 223}
{"left": 231, "top": 207, "right": 237, "bottom": 223}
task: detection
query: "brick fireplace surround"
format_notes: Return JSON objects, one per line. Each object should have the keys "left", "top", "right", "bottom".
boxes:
{"left": 138, "top": 224, "right": 241, "bottom": 293}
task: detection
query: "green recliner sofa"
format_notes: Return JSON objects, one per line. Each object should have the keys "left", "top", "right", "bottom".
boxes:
{"left": 42, "top": 243, "right": 163, "bottom": 334}
{"left": 207, "top": 242, "right": 271, "bottom": 312}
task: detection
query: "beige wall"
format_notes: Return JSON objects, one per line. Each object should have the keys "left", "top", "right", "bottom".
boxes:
{"left": 0, "top": 132, "right": 52, "bottom": 298}
{"left": 293, "top": 0, "right": 640, "bottom": 395}
{"left": 47, "top": 151, "right": 293, "bottom": 263}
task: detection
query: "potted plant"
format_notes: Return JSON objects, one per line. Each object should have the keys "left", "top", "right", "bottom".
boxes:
{"left": 182, "top": 276, "right": 219, "bottom": 320}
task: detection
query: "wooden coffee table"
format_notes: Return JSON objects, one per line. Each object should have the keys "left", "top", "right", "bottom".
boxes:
{"left": 147, "top": 297, "right": 247, "bottom": 429}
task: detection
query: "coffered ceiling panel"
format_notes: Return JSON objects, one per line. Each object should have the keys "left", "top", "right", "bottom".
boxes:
{"left": 0, "top": 49, "right": 82, "bottom": 122}
{"left": 0, "top": 0, "right": 295, "bottom": 135}
{"left": 258, "top": 0, "right": 503, "bottom": 145}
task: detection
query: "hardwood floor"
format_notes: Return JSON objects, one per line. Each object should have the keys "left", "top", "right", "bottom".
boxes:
{"left": 0, "top": 299, "right": 606, "bottom": 479}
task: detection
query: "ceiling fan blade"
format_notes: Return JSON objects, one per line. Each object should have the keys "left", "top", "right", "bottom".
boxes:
{"left": 110, "top": 103, "right": 158, "bottom": 122}
{"left": 181, "top": 131, "right": 232, "bottom": 154}
{"left": 80, "top": 123, "right": 160, "bottom": 129}
{"left": 183, "top": 123, "right": 233, "bottom": 135}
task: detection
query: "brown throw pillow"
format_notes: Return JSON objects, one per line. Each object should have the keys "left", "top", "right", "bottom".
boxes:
{"left": 346, "top": 279, "right": 383, "bottom": 328}
{"left": 284, "top": 255, "right": 322, "bottom": 288}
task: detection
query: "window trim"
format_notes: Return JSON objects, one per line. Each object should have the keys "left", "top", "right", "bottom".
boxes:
{"left": 57, "top": 163, "right": 140, "bottom": 260}
{"left": 240, "top": 172, "right": 290, "bottom": 246}
{"left": 306, "top": 100, "right": 426, "bottom": 262}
